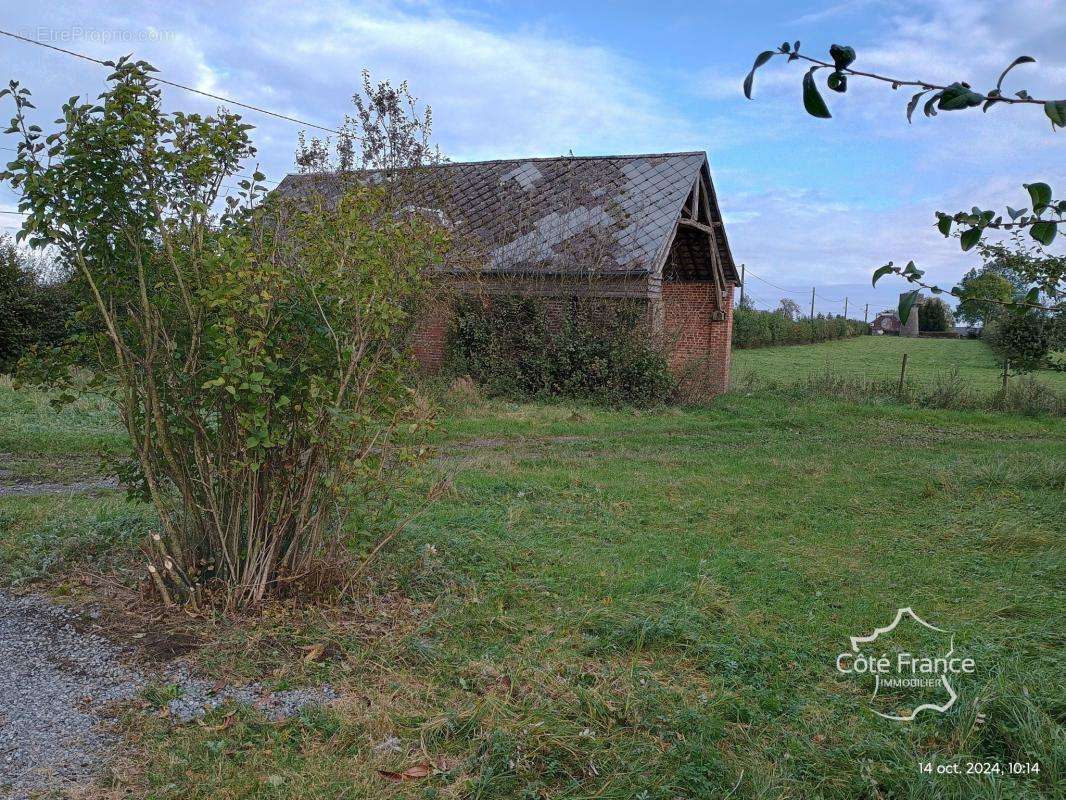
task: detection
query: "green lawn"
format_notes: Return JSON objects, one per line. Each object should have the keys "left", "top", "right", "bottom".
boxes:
{"left": 1, "top": 379, "right": 1064, "bottom": 799}
{"left": 731, "top": 335, "right": 1066, "bottom": 394}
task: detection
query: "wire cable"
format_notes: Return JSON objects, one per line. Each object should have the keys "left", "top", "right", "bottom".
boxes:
{"left": 0, "top": 27, "right": 341, "bottom": 135}
{"left": 744, "top": 268, "right": 808, "bottom": 295}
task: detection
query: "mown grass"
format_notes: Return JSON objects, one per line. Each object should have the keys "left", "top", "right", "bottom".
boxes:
{"left": 732, "top": 335, "right": 1066, "bottom": 395}
{"left": 0, "top": 374, "right": 126, "bottom": 480}
{"left": 1, "top": 379, "right": 1064, "bottom": 798}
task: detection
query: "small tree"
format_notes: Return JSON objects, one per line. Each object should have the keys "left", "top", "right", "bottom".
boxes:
{"left": 918, "top": 297, "right": 953, "bottom": 332}
{"left": 776, "top": 297, "right": 803, "bottom": 321}
{"left": 1, "top": 60, "right": 447, "bottom": 608}
{"left": 955, "top": 268, "right": 1015, "bottom": 327}
{"left": 985, "top": 311, "right": 1051, "bottom": 372}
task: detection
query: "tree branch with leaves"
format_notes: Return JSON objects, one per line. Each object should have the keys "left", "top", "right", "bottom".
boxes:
{"left": 743, "top": 41, "right": 1063, "bottom": 324}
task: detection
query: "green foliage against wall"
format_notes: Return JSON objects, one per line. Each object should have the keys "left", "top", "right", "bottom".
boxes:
{"left": 732, "top": 306, "right": 867, "bottom": 349}
{"left": 446, "top": 294, "right": 675, "bottom": 406}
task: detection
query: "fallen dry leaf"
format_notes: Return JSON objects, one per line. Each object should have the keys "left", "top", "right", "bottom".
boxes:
{"left": 378, "top": 763, "right": 433, "bottom": 781}
{"left": 302, "top": 643, "right": 326, "bottom": 663}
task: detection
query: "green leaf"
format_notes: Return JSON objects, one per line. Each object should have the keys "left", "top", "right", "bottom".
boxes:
{"left": 872, "top": 263, "right": 895, "bottom": 286}
{"left": 996, "top": 55, "right": 1035, "bottom": 91}
{"left": 1021, "top": 286, "right": 1041, "bottom": 306}
{"left": 829, "top": 44, "right": 856, "bottom": 70}
{"left": 743, "top": 51, "right": 777, "bottom": 99}
{"left": 902, "top": 260, "right": 923, "bottom": 279}
{"left": 936, "top": 214, "right": 952, "bottom": 236}
{"left": 1030, "top": 220, "right": 1056, "bottom": 246}
{"left": 802, "top": 68, "right": 832, "bottom": 118}
{"left": 1006, "top": 206, "right": 1027, "bottom": 220}
{"left": 960, "top": 228, "right": 982, "bottom": 251}
{"left": 907, "top": 91, "right": 928, "bottom": 124}
{"left": 937, "top": 82, "right": 983, "bottom": 111}
{"left": 1044, "top": 100, "right": 1066, "bottom": 129}
{"left": 827, "top": 70, "right": 848, "bottom": 93}
{"left": 1024, "top": 182, "right": 1052, "bottom": 213}
{"left": 898, "top": 290, "right": 920, "bottom": 325}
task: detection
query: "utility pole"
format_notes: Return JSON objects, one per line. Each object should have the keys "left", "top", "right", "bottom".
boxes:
{"left": 810, "top": 287, "right": 816, "bottom": 320}
{"left": 864, "top": 304, "right": 869, "bottom": 324}
{"left": 843, "top": 297, "right": 848, "bottom": 320}
{"left": 739, "top": 263, "right": 745, "bottom": 307}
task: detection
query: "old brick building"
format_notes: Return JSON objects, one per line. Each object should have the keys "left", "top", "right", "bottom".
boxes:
{"left": 278, "top": 151, "right": 740, "bottom": 396}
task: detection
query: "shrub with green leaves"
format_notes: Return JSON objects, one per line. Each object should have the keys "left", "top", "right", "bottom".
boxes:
{"left": 0, "top": 235, "right": 73, "bottom": 371}
{"left": 984, "top": 311, "right": 1052, "bottom": 372}
{"left": 1, "top": 60, "right": 446, "bottom": 607}
{"left": 918, "top": 296, "right": 954, "bottom": 332}
{"left": 447, "top": 294, "right": 674, "bottom": 406}
{"left": 732, "top": 305, "right": 866, "bottom": 349}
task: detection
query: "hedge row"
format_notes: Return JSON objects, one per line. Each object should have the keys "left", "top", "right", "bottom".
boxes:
{"left": 732, "top": 307, "right": 868, "bottom": 349}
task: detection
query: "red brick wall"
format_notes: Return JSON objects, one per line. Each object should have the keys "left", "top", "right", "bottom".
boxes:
{"left": 662, "top": 281, "right": 734, "bottom": 399}
{"left": 410, "top": 282, "right": 737, "bottom": 400}
{"left": 410, "top": 294, "right": 453, "bottom": 372}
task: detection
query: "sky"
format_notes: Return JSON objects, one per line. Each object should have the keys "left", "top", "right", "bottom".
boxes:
{"left": 1, "top": 0, "right": 1064, "bottom": 316}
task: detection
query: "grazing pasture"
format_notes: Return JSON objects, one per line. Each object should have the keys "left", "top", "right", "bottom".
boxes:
{"left": 731, "top": 335, "right": 1066, "bottom": 394}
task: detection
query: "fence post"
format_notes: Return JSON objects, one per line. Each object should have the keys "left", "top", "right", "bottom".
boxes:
{"left": 898, "top": 353, "right": 908, "bottom": 396}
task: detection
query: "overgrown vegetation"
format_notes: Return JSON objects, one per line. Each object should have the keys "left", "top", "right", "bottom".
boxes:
{"left": 732, "top": 301, "right": 867, "bottom": 349}
{"left": 918, "top": 295, "right": 954, "bottom": 333}
{"left": 446, "top": 294, "right": 675, "bottom": 405}
{"left": 0, "top": 235, "right": 74, "bottom": 371}
{"left": 1, "top": 61, "right": 446, "bottom": 608}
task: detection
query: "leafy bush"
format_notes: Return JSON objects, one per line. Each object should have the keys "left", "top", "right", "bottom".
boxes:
{"left": 2, "top": 60, "right": 446, "bottom": 608}
{"left": 732, "top": 306, "right": 866, "bottom": 349}
{"left": 446, "top": 294, "right": 675, "bottom": 406}
{"left": 918, "top": 296, "right": 954, "bottom": 332}
{"left": 0, "top": 236, "right": 73, "bottom": 371}
{"left": 983, "top": 311, "right": 1051, "bottom": 371}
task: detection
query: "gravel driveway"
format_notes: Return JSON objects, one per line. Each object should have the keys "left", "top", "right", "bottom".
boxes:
{"left": 0, "top": 590, "right": 142, "bottom": 799}
{"left": 0, "top": 590, "right": 336, "bottom": 798}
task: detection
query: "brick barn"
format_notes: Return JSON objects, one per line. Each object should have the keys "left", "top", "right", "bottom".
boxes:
{"left": 278, "top": 151, "right": 740, "bottom": 396}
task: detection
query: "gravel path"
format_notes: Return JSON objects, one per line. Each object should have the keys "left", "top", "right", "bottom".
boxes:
{"left": 0, "top": 478, "right": 119, "bottom": 498}
{"left": 0, "top": 590, "right": 336, "bottom": 798}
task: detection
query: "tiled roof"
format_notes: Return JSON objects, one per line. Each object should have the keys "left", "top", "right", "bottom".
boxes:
{"left": 276, "top": 152, "right": 732, "bottom": 279}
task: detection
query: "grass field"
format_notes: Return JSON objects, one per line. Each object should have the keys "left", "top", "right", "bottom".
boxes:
{"left": 732, "top": 335, "right": 1066, "bottom": 394}
{"left": 1, "top": 368, "right": 1064, "bottom": 798}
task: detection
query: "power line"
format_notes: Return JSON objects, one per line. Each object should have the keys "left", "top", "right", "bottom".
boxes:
{"left": 744, "top": 268, "right": 807, "bottom": 295}
{"left": 816, "top": 291, "right": 845, "bottom": 304}
{"left": 0, "top": 27, "right": 341, "bottom": 135}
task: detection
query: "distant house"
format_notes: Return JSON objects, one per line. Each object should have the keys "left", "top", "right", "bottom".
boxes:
{"left": 871, "top": 293, "right": 925, "bottom": 337}
{"left": 278, "top": 152, "right": 741, "bottom": 396}
{"left": 871, "top": 310, "right": 901, "bottom": 335}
